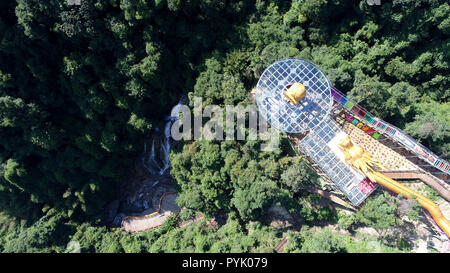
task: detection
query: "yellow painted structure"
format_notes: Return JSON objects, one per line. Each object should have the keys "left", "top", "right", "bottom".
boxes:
{"left": 338, "top": 135, "right": 450, "bottom": 237}
{"left": 284, "top": 82, "right": 306, "bottom": 105}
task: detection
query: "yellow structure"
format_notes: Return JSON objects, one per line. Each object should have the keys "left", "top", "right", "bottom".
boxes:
{"left": 284, "top": 82, "right": 306, "bottom": 105}
{"left": 338, "top": 135, "right": 450, "bottom": 237}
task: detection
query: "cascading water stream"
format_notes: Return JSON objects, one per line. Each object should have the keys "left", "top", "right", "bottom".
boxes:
{"left": 141, "top": 102, "right": 181, "bottom": 176}
{"left": 111, "top": 102, "right": 183, "bottom": 226}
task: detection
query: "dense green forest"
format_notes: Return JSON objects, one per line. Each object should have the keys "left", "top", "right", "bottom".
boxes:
{"left": 0, "top": 0, "right": 448, "bottom": 252}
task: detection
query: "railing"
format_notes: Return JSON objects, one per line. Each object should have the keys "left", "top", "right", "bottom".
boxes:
{"left": 121, "top": 192, "right": 177, "bottom": 233}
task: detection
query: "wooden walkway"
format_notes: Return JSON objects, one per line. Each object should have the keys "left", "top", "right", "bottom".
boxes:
{"left": 381, "top": 170, "right": 450, "bottom": 202}
{"left": 274, "top": 237, "right": 288, "bottom": 253}
{"left": 304, "top": 186, "right": 357, "bottom": 210}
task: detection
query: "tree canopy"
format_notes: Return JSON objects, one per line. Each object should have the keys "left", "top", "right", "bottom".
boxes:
{"left": 0, "top": 0, "right": 448, "bottom": 253}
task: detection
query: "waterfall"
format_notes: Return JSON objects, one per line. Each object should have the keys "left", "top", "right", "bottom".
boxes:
{"left": 159, "top": 121, "right": 172, "bottom": 175}
{"left": 141, "top": 102, "right": 181, "bottom": 176}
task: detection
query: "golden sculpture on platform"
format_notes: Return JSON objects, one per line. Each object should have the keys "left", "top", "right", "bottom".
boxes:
{"left": 337, "top": 135, "right": 450, "bottom": 237}
{"left": 284, "top": 82, "right": 306, "bottom": 105}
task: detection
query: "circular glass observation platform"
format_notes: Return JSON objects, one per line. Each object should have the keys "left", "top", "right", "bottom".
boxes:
{"left": 256, "top": 58, "right": 332, "bottom": 133}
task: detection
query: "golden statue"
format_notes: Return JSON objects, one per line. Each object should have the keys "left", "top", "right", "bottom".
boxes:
{"left": 337, "top": 135, "right": 450, "bottom": 237}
